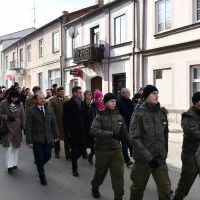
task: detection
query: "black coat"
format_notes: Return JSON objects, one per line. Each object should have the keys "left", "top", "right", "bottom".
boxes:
{"left": 63, "top": 98, "right": 87, "bottom": 146}
{"left": 117, "top": 97, "right": 133, "bottom": 128}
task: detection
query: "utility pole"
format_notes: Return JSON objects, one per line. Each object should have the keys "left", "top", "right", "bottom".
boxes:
{"left": 33, "top": 0, "right": 36, "bottom": 29}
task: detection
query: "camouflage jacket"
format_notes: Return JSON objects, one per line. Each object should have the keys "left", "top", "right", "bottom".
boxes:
{"left": 129, "top": 102, "right": 169, "bottom": 163}
{"left": 182, "top": 106, "right": 200, "bottom": 154}
{"left": 90, "top": 108, "right": 129, "bottom": 150}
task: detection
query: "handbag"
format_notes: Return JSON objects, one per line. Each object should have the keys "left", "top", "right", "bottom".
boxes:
{"left": 0, "top": 119, "right": 9, "bottom": 136}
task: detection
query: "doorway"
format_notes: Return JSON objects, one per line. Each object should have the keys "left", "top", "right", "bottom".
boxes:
{"left": 113, "top": 73, "right": 126, "bottom": 100}
{"left": 91, "top": 76, "right": 102, "bottom": 95}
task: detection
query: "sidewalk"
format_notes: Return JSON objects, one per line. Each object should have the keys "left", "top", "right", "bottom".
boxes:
{"left": 169, "top": 122, "right": 183, "bottom": 144}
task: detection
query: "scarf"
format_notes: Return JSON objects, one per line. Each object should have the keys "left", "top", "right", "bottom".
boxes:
{"left": 9, "top": 103, "right": 17, "bottom": 112}
{"left": 93, "top": 100, "right": 105, "bottom": 111}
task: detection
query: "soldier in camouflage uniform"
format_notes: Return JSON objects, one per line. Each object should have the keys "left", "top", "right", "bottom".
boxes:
{"left": 129, "top": 85, "right": 171, "bottom": 200}
{"left": 90, "top": 93, "right": 129, "bottom": 200}
{"left": 173, "top": 92, "right": 200, "bottom": 200}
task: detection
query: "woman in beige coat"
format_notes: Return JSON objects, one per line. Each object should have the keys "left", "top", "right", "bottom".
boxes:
{"left": 0, "top": 89, "right": 25, "bottom": 174}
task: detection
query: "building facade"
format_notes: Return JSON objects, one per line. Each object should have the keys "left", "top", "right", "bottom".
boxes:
{"left": 64, "top": 0, "right": 134, "bottom": 98}
{"left": 138, "top": 0, "right": 200, "bottom": 122}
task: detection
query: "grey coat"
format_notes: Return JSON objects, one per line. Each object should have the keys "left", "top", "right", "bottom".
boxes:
{"left": 25, "top": 104, "right": 59, "bottom": 144}
{"left": 0, "top": 100, "right": 25, "bottom": 148}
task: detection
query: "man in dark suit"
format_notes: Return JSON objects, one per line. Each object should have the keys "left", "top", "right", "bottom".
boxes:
{"left": 26, "top": 93, "right": 59, "bottom": 185}
{"left": 63, "top": 86, "right": 87, "bottom": 177}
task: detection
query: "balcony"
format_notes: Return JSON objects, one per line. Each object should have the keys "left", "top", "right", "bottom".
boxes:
{"left": 10, "top": 60, "right": 23, "bottom": 70}
{"left": 73, "top": 44, "right": 104, "bottom": 65}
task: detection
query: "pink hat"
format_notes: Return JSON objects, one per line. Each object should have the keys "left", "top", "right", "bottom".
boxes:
{"left": 94, "top": 89, "right": 103, "bottom": 100}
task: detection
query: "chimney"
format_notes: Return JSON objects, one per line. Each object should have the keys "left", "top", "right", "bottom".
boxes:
{"left": 96, "top": 0, "right": 104, "bottom": 5}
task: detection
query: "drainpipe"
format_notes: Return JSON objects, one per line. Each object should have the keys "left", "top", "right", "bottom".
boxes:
{"left": 133, "top": 0, "right": 136, "bottom": 95}
{"left": 108, "top": 5, "right": 111, "bottom": 92}
{"left": 60, "top": 16, "right": 65, "bottom": 87}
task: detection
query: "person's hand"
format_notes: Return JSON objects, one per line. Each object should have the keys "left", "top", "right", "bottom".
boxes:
{"left": 54, "top": 138, "right": 59, "bottom": 142}
{"left": 27, "top": 144, "right": 33, "bottom": 149}
{"left": 113, "top": 132, "right": 121, "bottom": 141}
{"left": 7, "top": 116, "right": 15, "bottom": 121}
{"left": 148, "top": 158, "right": 160, "bottom": 169}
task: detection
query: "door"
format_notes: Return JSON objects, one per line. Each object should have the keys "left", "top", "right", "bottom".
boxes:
{"left": 113, "top": 73, "right": 126, "bottom": 100}
{"left": 91, "top": 76, "right": 102, "bottom": 95}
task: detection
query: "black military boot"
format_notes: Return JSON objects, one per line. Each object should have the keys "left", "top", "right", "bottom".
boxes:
{"left": 39, "top": 174, "right": 47, "bottom": 186}
{"left": 92, "top": 187, "right": 100, "bottom": 199}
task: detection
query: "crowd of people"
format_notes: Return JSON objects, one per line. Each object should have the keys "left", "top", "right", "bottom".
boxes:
{"left": 0, "top": 82, "right": 200, "bottom": 200}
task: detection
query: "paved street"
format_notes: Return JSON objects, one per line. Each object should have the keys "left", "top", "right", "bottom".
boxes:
{"left": 0, "top": 124, "right": 199, "bottom": 200}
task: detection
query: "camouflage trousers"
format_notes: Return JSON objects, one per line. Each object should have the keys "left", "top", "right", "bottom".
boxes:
{"left": 91, "top": 149, "right": 124, "bottom": 199}
{"left": 130, "top": 161, "right": 171, "bottom": 200}
{"left": 174, "top": 152, "right": 199, "bottom": 200}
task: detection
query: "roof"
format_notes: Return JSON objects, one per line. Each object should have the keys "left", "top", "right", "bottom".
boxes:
{"left": 64, "top": 0, "right": 130, "bottom": 27}
{"left": 2, "top": 4, "right": 101, "bottom": 52}
{"left": 0, "top": 27, "right": 35, "bottom": 43}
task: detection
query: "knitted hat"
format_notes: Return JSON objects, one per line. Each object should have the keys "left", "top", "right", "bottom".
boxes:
{"left": 94, "top": 89, "right": 103, "bottom": 100}
{"left": 103, "top": 93, "right": 116, "bottom": 104}
{"left": 143, "top": 85, "right": 158, "bottom": 99}
{"left": 8, "top": 89, "right": 20, "bottom": 98}
{"left": 192, "top": 92, "right": 200, "bottom": 104}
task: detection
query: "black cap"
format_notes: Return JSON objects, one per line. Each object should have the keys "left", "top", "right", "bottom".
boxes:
{"left": 103, "top": 93, "right": 116, "bottom": 104}
{"left": 192, "top": 92, "right": 200, "bottom": 105}
{"left": 52, "top": 84, "right": 58, "bottom": 88}
{"left": 8, "top": 89, "right": 20, "bottom": 98}
{"left": 143, "top": 85, "right": 158, "bottom": 99}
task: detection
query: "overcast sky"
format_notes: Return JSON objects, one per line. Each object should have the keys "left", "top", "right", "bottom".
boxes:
{"left": 0, "top": 0, "right": 96, "bottom": 36}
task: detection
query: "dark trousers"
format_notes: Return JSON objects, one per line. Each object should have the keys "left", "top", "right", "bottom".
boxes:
{"left": 33, "top": 143, "right": 52, "bottom": 176}
{"left": 54, "top": 140, "right": 71, "bottom": 159}
{"left": 70, "top": 143, "right": 84, "bottom": 172}
{"left": 121, "top": 142, "right": 133, "bottom": 163}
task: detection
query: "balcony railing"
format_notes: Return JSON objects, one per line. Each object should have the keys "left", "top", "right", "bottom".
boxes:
{"left": 10, "top": 60, "right": 23, "bottom": 70}
{"left": 73, "top": 44, "right": 104, "bottom": 65}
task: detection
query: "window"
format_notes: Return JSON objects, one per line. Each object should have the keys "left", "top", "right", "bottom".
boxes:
{"left": 49, "top": 69, "right": 61, "bottom": 87}
{"left": 52, "top": 31, "right": 60, "bottom": 52}
{"left": 13, "top": 52, "right": 16, "bottom": 61}
{"left": 114, "top": 14, "right": 126, "bottom": 45}
{"left": 5, "top": 56, "right": 8, "bottom": 69}
{"left": 194, "top": 0, "right": 200, "bottom": 21}
{"left": 19, "top": 48, "right": 23, "bottom": 68}
{"left": 38, "top": 72, "right": 43, "bottom": 90}
{"left": 27, "top": 45, "right": 31, "bottom": 62}
{"left": 90, "top": 25, "right": 100, "bottom": 45}
{"left": 191, "top": 66, "right": 200, "bottom": 95}
{"left": 39, "top": 39, "right": 44, "bottom": 58}
{"left": 156, "top": 0, "right": 172, "bottom": 32}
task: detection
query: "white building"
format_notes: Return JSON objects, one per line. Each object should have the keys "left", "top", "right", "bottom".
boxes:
{"left": 136, "top": 0, "right": 200, "bottom": 122}
{"left": 0, "top": 28, "right": 35, "bottom": 86}
{"left": 64, "top": 0, "right": 135, "bottom": 98}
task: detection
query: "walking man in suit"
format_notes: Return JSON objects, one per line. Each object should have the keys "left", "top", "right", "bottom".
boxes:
{"left": 26, "top": 93, "right": 59, "bottom": 185}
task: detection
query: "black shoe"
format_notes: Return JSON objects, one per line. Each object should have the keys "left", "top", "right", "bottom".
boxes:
{"left": 88, "top": 154, "right": 93, "bottom": 165}
{"left": 66, "top": 156, "right": 71, "bottom": 160}
{"left": 13, "top": 166, "right": 18, "bottom": 170}
{"left": 92, "top": 188, "right": 100, "bottom": 199}
{"left": 39, "top": 175, "right": 47, "bottom": 186}
{"left": 82, "top": 152, "right": 88, "bottom": 159}
{"left": 8, "top": 167, "right": 13, "bottom": 174}
{"left": 73, "top": 171, "right": 79, "bottom": 177}
{"left": 55, "top": 154, "right": 60, "bottom": 158}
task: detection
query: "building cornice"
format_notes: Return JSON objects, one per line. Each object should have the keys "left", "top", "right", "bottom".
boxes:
{"left": 154, "top": 21, "right": 200, "bottom": 39}
{"left": 136, "top": 39, "right": 200, "bottom": 57}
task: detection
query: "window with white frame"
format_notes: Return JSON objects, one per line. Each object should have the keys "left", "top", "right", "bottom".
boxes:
{"left": 52, "top": 31, "right": 60, "bottom": 52}
{"left": 114, "top": 14, "right": 126, "bottom": 45}
{"left": 5, "top": 56, "right": 8, "bottom": 69}
{"left": 39, "top": 39, "right": 44, "bottom": 58}
{"left": 19, "top": 48, "right": 23, "bottom": 68}
{"left": 27, "top": 45, "right": 31, "bottom": 62}
{"left": 156, "top": 0, "right": 172, "bottom": 32}
{"left": 48, "top": 69, "right": 61, "bottom": 87}
{"left": 191, "top": 66, "right": 200, "bottom": 95}
{"left": 195, "top": 0, "right": 200, "bottom": 21}
{"left": 38, "top": 72, "right": 43, "bottom": 90}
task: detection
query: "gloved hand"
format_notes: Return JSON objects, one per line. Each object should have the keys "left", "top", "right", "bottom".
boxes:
{"left": 113, "top": 132, "right": 121, "bottom": 141}
{"left": 148, "top": 158, "right": 160, "bottom": 169}
{"left": 7, "top": 116, "right": 15, "bottom": 121}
